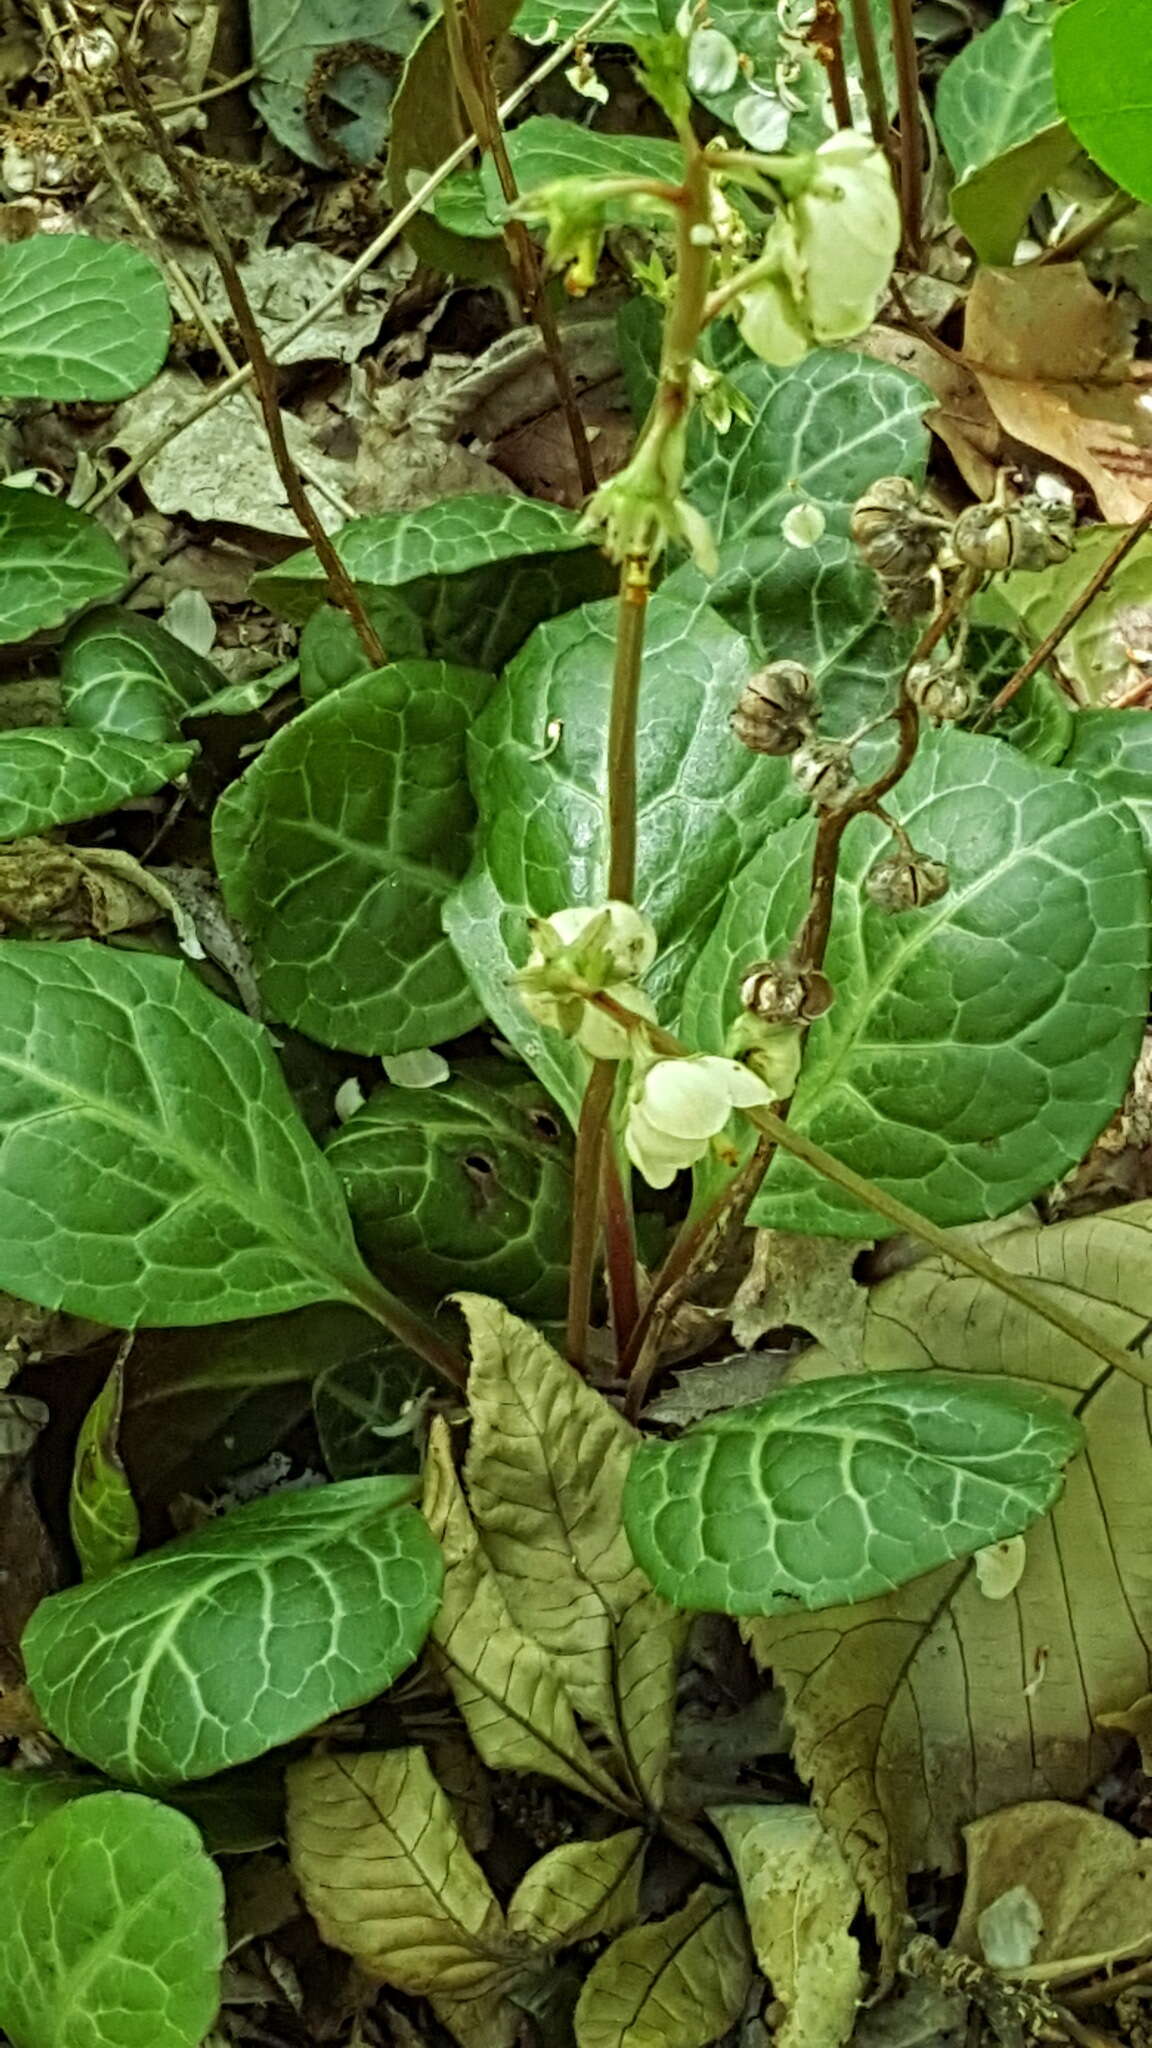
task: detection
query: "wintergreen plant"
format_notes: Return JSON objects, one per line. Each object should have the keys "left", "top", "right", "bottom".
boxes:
{"left": 2, "top": 5, "right": 1151, "bottom": 2044}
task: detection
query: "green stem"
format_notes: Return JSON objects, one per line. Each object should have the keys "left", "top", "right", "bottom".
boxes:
{"left": 567, "top": 1059, "right": 616, "bottom": 1367}
{"left": 607, "top": 561, "right": 650, "bottom": 900}
{"left": 849, "top": 0, "right": 890, "bottom": 150}
{"left": 341, "top": 1271, "right": 470, "bottom": 1389}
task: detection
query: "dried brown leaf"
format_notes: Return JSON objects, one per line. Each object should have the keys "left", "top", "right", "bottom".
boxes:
{"left": 952, "top": 1800, "right": 1152, "bottom": 1983}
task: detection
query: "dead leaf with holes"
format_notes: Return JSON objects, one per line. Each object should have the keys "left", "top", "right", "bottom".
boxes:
{"left": 952, "top": 1801, "right": 1152, "bottom": 1985}
{"left": 964, "top": 265, "right": 1152, "bottom": 520}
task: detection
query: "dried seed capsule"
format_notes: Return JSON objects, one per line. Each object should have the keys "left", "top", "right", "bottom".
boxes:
{"left": 865, "top": 848, "right": 950, "bottom": 912}
{"left": 879, "top": 571, "right": 936, "bottom": 621}
{"left": 790, "top": 738, "right": 856, "bottom": 808}
{"left": 731, "top": 661, "right": 817, "bottom": 756}
{"left": 951, "top": 495, "right": 1076, "bottom": 576}
{"left": 740, "top": 957, "right": 835, "bottom": 1023}
{"left": 907, "top": 662, "right": 972, "bottom": 725}
{"left": 851, "top": 475, "right": 940, "bottom": 579}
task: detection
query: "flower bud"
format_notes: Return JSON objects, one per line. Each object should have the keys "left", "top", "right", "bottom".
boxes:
{"left": 516, "top": 901, "right": 658, "bottom": 1057}
{"left": 791, "top": 738, "right": 856, "bottom": 808}
{"left": 792, "top": 131, "right": 901, "bottom": 344}
{"left": 730, "top": 661, "right": 817, "bottom": 756}
{"left": 739, "top": 957, "right": 834, "bottom": 1024}
{"left": 865, "top": 848, "right": 950, "bottom": 912}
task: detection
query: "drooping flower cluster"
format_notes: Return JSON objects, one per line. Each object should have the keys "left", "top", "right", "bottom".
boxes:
{"left": 516, "top": 904, "right": 804, "bottom": 1187}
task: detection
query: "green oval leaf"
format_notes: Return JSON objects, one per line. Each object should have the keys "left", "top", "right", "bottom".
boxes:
{"left": 61, "top": 605, "right": 226, "bottom": 740}
{"left": 0, "top": 1791, "right": 224, "bottom": 2048}
{"left": 623, "top": 1370, "right": 1083, "bottom": 1616}
{"left": 1063, "top": 708, "right": 1152, "bottom": 857}
{"left": 1053, "top": 0, "right": 1152, "bottom": 203}
{"left": 252, "top": 495, "right": 612, "bottom": 671}
{"left": 0, "top": 236, "right": 170, "bottom": 400}
{"left": 444, "top": 593, "right": 802, "bottom": 1120}
{"left": 937, "top": 11, "right": 1073, "bottom": 263}
{"left": 436, "top": 117, "right": 683, "bottom": 239}
{"left": 0, "top": 728, "right": 194, "bottom": 840}
{"left": 325, "top": 1062, "right": 574, "bottom": 1317}
{"left": 0, "top": 1769, "right": 105, "bottom": 1880}
{"left": 23, "top": 1478, "right": 443, "bottom": 1785}
{"left": 0, "top": 487, "right": 124, "bottom": 643}
{"left": 681, "top": 728, "right": 1150, "bottom": 1234}
{"left": 0, "top": 941, "right": 378, "bottom": 1327}
{"left": 213, "top": 661, "right": 493, "bottom": 1055}
{"left": 70, "top": 1352, "right": 140, "bottom": 1580}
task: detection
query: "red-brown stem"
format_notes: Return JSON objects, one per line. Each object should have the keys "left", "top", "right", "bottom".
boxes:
{"left": 812, "top": 0, "right": 854, "bottom": 128}
{"left": 849, "top": 0, "right": 891, "bottom": 149}
{"left": 889, "top": 0, "right": 923, "bottom": 264}
{"left": 109, "top": 30, "right": 385, "bottom": 669}
{"left": 566, "top": 1059, "right": 615, "bottom": 1367}
{"left": 601, "top": 1139, "right": 640, "bottom": 1355}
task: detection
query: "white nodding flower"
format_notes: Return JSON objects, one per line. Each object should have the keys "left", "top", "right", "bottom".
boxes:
{"left": 625, "top": 1054, "right": 774, "bottom": 1188}
{"left": 738, "top": 131, "right": 900, "bottom": 367}
{"left": 516, "top": 902, "right": 659, "bottom": 1059}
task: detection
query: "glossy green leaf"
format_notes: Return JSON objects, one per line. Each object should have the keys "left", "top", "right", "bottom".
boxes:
{"left": 0, "top": 235, "right": 170, "bottom": 400}
{"left": 680, "top": 728, "right": 1150, "bottom": 1235}
{"left": 624, "top": 1370, "right": 1083, "bottom": 1616}
{"left": 937, "top": 10, "right": 1074, "bottom": 262}
{"left": 386, "top": 0, "right": 519, "bottom": 284}
{"left": 252, "top": 494, "right": 612, "bottom": 672}
{"left": 436, "top": 117, "right": 683, "bottom": 238}
{"left": 1063, "top": 708, "right": 1152, "bottom": 858}
{"left": 0, "top": 728, "right": 194, "bottom": 840}
{"left": 1053, "top": 0, "right": 1152, "bottom": 203}
{"left": 249, "top": 0, "right": 422, "bottom": 167}
{"left": 653, "top": 326, "right": 931, "bottom": 730}
{"left": 0, "top": 487, "right": 124, "bottom": 643}
{"left": 445, "top": 593, "right": 801, "bottom": 1120}
{"left": 213, "top": 661, "right": 493, "bottom": 1055}
{"left": 61, "top": 604, "right": 226, "bottom": 740}
{"left": 185, "top": 659, "right": 298, "bottom": 719}
{"left": 0, "top": 1770, "right": 105, "bottom": 1881}
{"left": 574, "top": 1885, "right": 752, "bottom": 2048}
{"left": 314, "top": 1344, "right": 437, "bottom": 1477}
{"left": 325, "top": 1062, "right": 574, "bottom": 1317}
{"left": 0, "top": 1791, "right": 224, "bottom": 2048}
{"left": 23, "top": 1477, "right": 443, "bottom": 1785}
{"left": 0, "top": 941, "right": 382, "bottom": 1327}
{"left": 70, "top": 1351, "right": 139, "bottom": 1580}
{"left": 299, "top": 596, "right": 426, "bottom": 701}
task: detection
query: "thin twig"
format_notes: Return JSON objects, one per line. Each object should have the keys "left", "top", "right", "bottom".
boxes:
{"left": 39, "top": 1, "right": 354, "bottom": 525}
{"left": 977, "top": 503, "right": 1152, "bottom": 723}
{"left": 601, "top": 1138, "right": 640, "bottom": 1354}
{"left": 849, "top": 0, "right": 890, "bottom": 149}
{"left": 81, "top": 0, "right": 620, "bottom": 517}
{"left": 106, "top": 19, "right": 385, "bottom": 666}
{"left": 889, "top": 0, "right": 923, "bottom": 264}
{"left": 447, "top": 0, "right": 597, "bottom": 495}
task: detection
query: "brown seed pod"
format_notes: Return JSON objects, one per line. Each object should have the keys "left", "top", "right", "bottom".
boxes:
{"left": 791, "top": 738, "right": 856, "bottom": 808}
{"left": 879, "top": 571, "right": 937, "bottom": 622}
{"left": 865, "top": 849, "right": 950, "bottom": 912}
{"left": 851, "top": 475, "right": 941, "bottom": 580}
{"left": 907, "top": 662, "right": 972, "bottom": 725}
{"left": 740, "top": 957, "right": 835, "bottom": 1023}
{"left": 731, "top": 661, "right": 817, "bottom": 756}
{"left": 952, "top": 495, "right": 1076, "bottom": 576}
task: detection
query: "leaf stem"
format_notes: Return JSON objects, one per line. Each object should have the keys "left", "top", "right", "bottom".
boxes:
{"left": 607, "top": 559, "right": 651, "bottom": 900}
{"left": 888, "top": 0, "right": 923, "bottom": 264}
{"left": 341, "top": 1273, "right": 470, "bottom": 1390}
{"left": 810, "top": 0, "right": 854, "bottom": 128}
